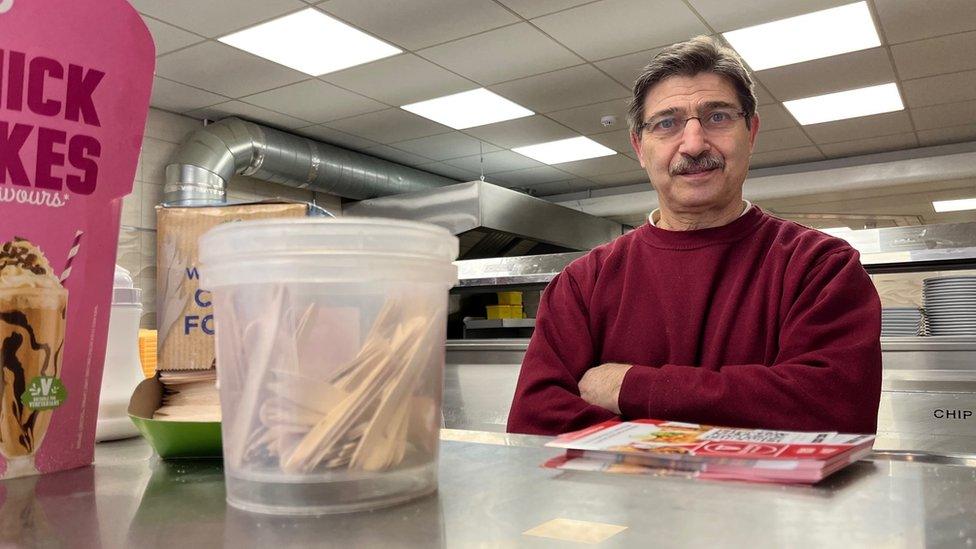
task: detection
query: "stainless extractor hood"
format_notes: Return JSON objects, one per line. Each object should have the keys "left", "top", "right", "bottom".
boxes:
{"left": 344, "top": 180, "right": 625, "bottom": 260}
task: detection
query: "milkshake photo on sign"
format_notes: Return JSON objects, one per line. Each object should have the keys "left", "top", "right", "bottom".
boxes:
{"left": 0, "top": 237, "right": 72, "bottom": 476}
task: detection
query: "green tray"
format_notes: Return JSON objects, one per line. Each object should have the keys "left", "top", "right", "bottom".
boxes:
{"left": 128, "top": 377, "right": 222, "bottom": 459}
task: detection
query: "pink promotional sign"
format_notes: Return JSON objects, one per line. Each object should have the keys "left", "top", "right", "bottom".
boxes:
{"left": 0, "top": 0, "right": 154, "bottom": 478}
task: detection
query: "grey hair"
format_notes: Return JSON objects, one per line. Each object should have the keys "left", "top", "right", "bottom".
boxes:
{"left": 627, "top": 35, "right": 757, "bottom": 134}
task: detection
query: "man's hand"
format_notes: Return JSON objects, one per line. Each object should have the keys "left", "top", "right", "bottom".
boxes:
{"left": 579, "top": 363, "right": 633, "bottom": 415}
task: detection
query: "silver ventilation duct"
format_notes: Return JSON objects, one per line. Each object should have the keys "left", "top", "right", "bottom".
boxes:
{"left": 163, "top": 117, "right": 457, "bottom": 205}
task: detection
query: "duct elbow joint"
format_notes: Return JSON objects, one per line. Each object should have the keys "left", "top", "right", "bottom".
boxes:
{"left": 163, "top": 164, "right": 227, "bottom": 206}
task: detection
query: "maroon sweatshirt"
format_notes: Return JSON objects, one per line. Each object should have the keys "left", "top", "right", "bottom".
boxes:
{"left": 507, "top": 207, "right": 882, "bottom": 436}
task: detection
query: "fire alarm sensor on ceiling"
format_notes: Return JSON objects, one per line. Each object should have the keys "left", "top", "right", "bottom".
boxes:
{"left": 601, "top": 115, "right": 616, "bottom": 127}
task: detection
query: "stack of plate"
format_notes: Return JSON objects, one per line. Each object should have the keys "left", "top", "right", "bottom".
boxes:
{"left": 923, "top": 276, "right": 976, "bottom": 336}
{"left": 881, "top": 307, "right": 923, "bottom": 337}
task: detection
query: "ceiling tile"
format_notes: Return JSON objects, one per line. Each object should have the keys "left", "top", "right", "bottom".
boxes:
{"left": 803, "top": 111, "right": 914, "bottom": 144}
{"left": 156, "top": 42, "right": 307, "bottom": 97}
{"left": 130, "top": 0, "right": 305, "bottom": 38}
{"left": 820, "top": 133, "right": 919, "bottom": 158}
{"left": 417, "top": 23, "right": 581, "bottom": 85}
{"left": 902, "top": 70, "right": 976, "bottom": 108}
{"left": 186, "top": 101, "right": 309, "bottom": 129}
{"left": 749, "top": 146, "right": 824, "bottom": 168}
{"left": 150, "top": 77, "right": 227, "bottom": 113}
{"left": 588, "top": 130, "right": 634, "bottom": 153}
{"left": 891, "top": 31, "right": 976, "bottom": 79}
{"left": 874, "top": 0, "right": 976, "bottom": 44}
{"left": 756, "top": 104, "right": 796, "bottom": 131}
{"left": 917, "top": 125, "right": 976, "bottom": 147}
{"left": 324, "top": 109, "right": 452, "bottom": 143}
{"left": 555, "top": 154, "right": 641, "bottom": 177}
{"left": 496, "top": 0, "right": 593, "bottom": 18}
{"left": 362, "top": 144, "right": 435, "bottom": 167}
{"left": 532, "top": 0, "right": 708, "bottom": 61}
{"left": 242, "top": 79, "right": 387, "bottom": 123}
{"left": 753, "top": 127, "right": 814, "bottom": 153}
{"left": 415, "top": 162, "right": 480, "bottom": 182}
{"left": 557, "top": 178, "right": 605, "bottom": 194}
{"left": 490, "top": 65, "right": 629, "bottom": 114}
{"left": 321, "top": 54, "right": 475, "bottom": 106}
{"left": 754, "top": 83, "right": 776, "bottom": 106}
{"left": 444, "top": 151, "right": 544, "bottom": 173}
{"left": 320, "top": 0, "right": 519, "bottom": 50}
{"left": 293, "top": 125, "right": 380, "bottom": 149}
{"left": 141, "top": 15, "right": 203, "bottom": 55}
{"left": 590, "top": 169, "right": 647, "bottom": 186}
{"left": 389, "top": 132, "right": 501, "bottom": 161}
{"left": 688, "top": 0, "right": 852, "bottom": 32}
{"left": 594, "top": 48, "right": 664, "bottom": 86}
{"left": 490, "top": 166, "right": 576, "bottom": 186}
{"left": 525, "top": 180, "right": 576, "bottom": 196}
{"left": 755, "top": 48, "right": 895, "bottom": 101}
{"left": 545, "top": 97, "right": 631, "bottom": 133}
{"left": 144, "top": 109, "right": 200, "bottom": 145}
{"left": 463, "top": 116, "right": 578, "bottom": 149}
{"left": 910, "top": 100, "right": 976, "bottom": 131}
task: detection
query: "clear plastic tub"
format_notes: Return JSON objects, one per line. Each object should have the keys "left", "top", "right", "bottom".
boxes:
{"left": 198, "top": 218, "right": 458, "bottom": 515}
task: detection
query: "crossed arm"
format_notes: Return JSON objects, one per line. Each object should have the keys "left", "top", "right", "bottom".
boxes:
{"left": 506, "top": 249, "right": 882, "bottom": 435}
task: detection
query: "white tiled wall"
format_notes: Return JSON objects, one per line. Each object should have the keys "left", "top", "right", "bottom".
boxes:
{"left": 118, "top": 108, "right": 343, "bottom": 328}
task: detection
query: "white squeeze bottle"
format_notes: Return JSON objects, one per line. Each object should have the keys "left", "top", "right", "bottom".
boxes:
{"left": 96, "top": 265, "right": 144, "bottom": 441}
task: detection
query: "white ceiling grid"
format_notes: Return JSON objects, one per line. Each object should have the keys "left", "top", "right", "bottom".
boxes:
{"left": 139, "top": 0, "right": 976, "bottom": 196}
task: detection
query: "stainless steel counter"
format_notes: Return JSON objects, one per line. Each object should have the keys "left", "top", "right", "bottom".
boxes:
{"left": 6, "top": 432, "right": 976, "bottom": 548}
{"left": 444, "top": 339, "right": 976, "bottom": 455}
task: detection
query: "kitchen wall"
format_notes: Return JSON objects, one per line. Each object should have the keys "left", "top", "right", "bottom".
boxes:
{"left": 872, "top": 269, "right": 976, "bottom": 308}
{"left": 117, "top": 108, "right": 343, "bottom": 328}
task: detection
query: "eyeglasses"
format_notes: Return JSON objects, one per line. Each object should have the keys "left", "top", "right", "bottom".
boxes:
{"left": 638, "top": 108, "right": 747, "bottom": 139}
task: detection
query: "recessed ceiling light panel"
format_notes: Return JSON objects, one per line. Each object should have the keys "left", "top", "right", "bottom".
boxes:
{"left": 783, "top": 83, "right": 903, "bottom": 125}
{"left": 400, "top": 89, "right": 533, "bottom": 129}
{"left": 723, "top": 2, "right": 881, "bottom": 71}
{"left": 513, "top": 136, "right": 616, "bottom": 165}
{"left": 933, "top": 198, "right": 976, "bottom": 213}
{"left": 219, "top": 8, "right": 401, "bottom": 76}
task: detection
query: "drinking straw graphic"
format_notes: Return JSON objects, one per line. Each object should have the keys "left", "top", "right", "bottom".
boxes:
{"left": 60, "top": 230, "right": 83, "bottom": 283}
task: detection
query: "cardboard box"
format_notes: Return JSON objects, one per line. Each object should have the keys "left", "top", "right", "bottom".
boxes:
{"left": 156, "top": 201, "right": 309, "bottom": 372}
{"left": 0, "top": 0, "right": 154, "bottom": 478}
{"left": 138, "top": 201, "right": 312, "bottom": 459}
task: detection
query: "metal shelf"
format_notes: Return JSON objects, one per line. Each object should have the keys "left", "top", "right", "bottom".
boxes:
{"left": 455, "top": 252, "right": 583, "bottom": 288}
{"left": 880, "top": 335, "right": 976, "bottom": 352}
{"left": 463, "top": 318, "right": 536, "bottom": 329}
{"left": 454, "top": 221, "right": 976, "bottom": 288}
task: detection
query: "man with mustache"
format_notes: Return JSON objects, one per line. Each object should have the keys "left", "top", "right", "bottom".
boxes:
{"left": 507, "top": 36, "right": 882, "bottom": 435}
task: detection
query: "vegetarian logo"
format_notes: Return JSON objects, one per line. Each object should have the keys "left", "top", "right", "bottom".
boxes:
{"left": 21, "top": 376, "right": 67, "bottom": 411}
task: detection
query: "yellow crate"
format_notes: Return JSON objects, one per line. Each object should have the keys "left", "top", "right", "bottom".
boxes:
{"left": 510, "top": 305, "right": 524, "bottom": 319}
{"left": 496, "top": 291, "right": 523, "bottom": 306}
{"left": 486, "top": 305, "right": 511, "bottom": 319}
{"left": 138, "top": 329, "right": 157, "bottom": 378}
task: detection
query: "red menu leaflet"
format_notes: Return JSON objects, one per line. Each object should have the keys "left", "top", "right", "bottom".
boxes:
{"left": 543, "top": 419, "right": 875, "bottom": 484}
